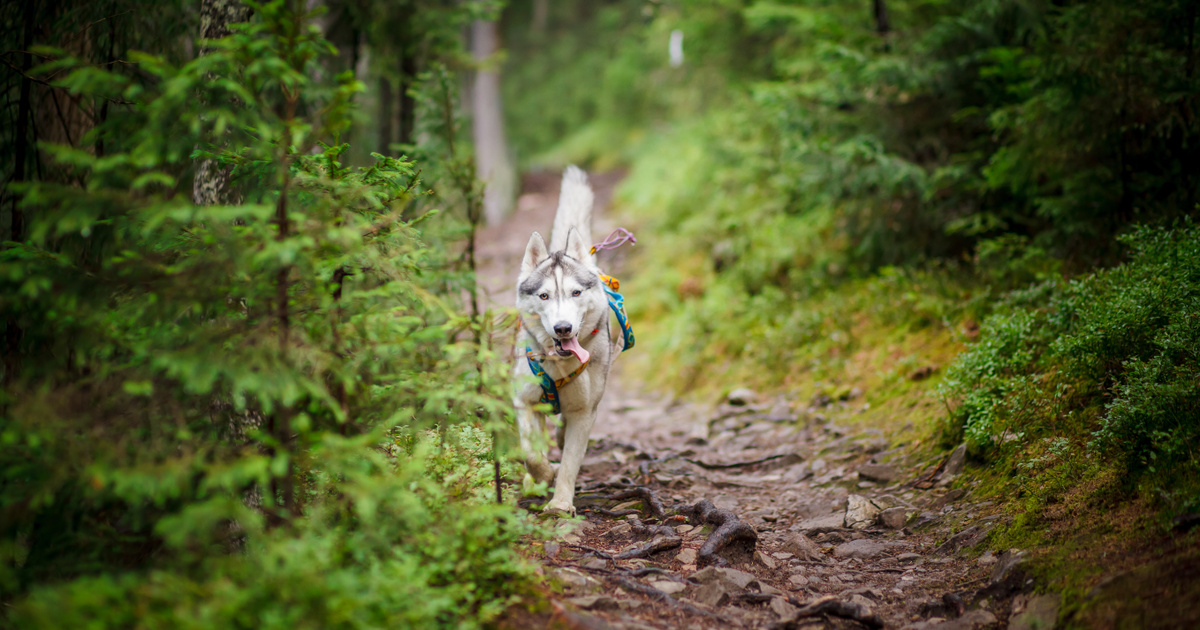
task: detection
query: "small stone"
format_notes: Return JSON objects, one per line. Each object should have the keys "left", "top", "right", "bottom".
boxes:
{"left": 544, "top": 542, "right": 561, "bottom": 559}
{"left": 791, "top": 513, "right": 845, "bottom": 535}
{"left": 897, "top": 552, "right": 922, "bottom": 562}
{"left": 1008, "top": 593, "right": 1060, "bottom": 630}
{"left": 550, "top": 567, "right": 600, "bottom": 591}
{"left": 692, "top": 581, "right": 731, "bottom": 607}
{"left": 567, "top": 595, "right": 621, "bottom": 611}
{"left": 788, "top": 573, "right": 809, "bottom": 588}
{"left": 833, "top": 539, "right": 904, "bottom": 559}
{"left": 880, "top": 507, "right": 908, "bottom": 529}
{"left": 943, "top": 443, "right": 968, "bottom": 477}
{"left": 674, "top": 524, "right": 693, "bottom": 534}
{"left": 990, "top": 548, "right": 1030, "bottom": 587}
{"left": 757, "top": 582, "right": 785, "bottom": 596}
{"left": 728, "top": 388, "right": 759, "bottom": 406}
{"left": 977, "top": 550, "right": 997, "bottom": 566}
{"left": 581, "top": 557, "right": 608, "bottom": 570}
{"left": 755, "top": 550, "right": 777, "bottom": 569}
{"left": 782, "top": 533, "right": 827, "bottom": 562}
{"left": 675, "top": 547, "right": 698, "bottom": 564}
{"left": 844, "top": 494, "right": 881, "bottom": 530}
{"left": 770, "top": 596, "right": 800, "bottom": 621}
{"left": 607, "top": 522, "right": 632, "bottom": 536}
{"left": 650, "top": 581, "right": 687, "bottom": 595}
{"left": 858, "top": 463, "right": 899, "bottom": 483}
{"left": 771, "top": 552, "right": 795, "bottom": 560}
{"left": 715, "top": 567, "right": 757, "bottom": 589}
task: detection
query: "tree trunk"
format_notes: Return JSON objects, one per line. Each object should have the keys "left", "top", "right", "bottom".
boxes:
{"left": 4, "top": 0, "right": 36, "bottom": 386}
{"left": 873, "top": 0, "right": 890, "bottom": 35}
{"left": 471, "top": 19, "right": 515, "bottom": 226}
{"left": 397, "top": 12, "right": 417, "bottom": 147}
{"left": 379, "top": 76, "right": 393, "bottom": 153}
{"left": 193, "top": 0, "right": 251, "bottom": 207}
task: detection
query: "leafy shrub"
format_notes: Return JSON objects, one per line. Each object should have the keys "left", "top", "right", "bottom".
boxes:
{"left": 942, "top": 222, "right": 1200, "bottom": 482}
{"left": 1, "top": 3, "right": 536, "bottom": 626}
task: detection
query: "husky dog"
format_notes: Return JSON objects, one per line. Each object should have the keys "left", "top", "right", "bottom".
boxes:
{"left": 514, "top": 166, "right": 618, "bottom": 516}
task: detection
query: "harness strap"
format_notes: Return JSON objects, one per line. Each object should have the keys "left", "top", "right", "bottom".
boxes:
{"left": 526, "top": 276, "right": 635, "bottom": 414}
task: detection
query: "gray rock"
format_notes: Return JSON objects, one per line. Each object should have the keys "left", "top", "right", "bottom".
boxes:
{"left": 935, "top": 525, "right": 992, "bottom": 556}
{"left": 940, "top": 609, "right": 998, "bottom": 630}
{"left": 1009, "top": 593, "right": 1060, "bottom": 630}
{"left": 833, "top": 539, "right": 908, "bottom": 559}
{"left": 675, "top": 547, "right": 698, "bottom": 564}
{"left": 755, "top": 550, "right": 777, "bottom": 569}
{"left": 943, "top": 443, "right": 968, "bottom": 477}
{"left": 568, "top": 595, "right": 622, "bottom": 611}
{"left": 990, "top": 549, "right": 1030, "bottom": 587}
{"left": 770, "top": 596, "right": 800, "bottom": 621}
{"left": 858, "top": 463, "right": 899, "bottom": 483}
{"left": 757, "top": 581, "right": 786, "bottom": 596}
{"left": 649, "top": 580, "right": 687, "bottom": 595}
{"left": 692, "top": 581, "right": 732, "bottom": 607}
{"left": 880, "top": 507, "right": 908, "bottom": 529}
{"left": 792, "top": 513, "right": 846, "bottom": 535}
{"left": 544, "top": 541, "right": 561, "bottom": 559}
{"left": 788, "top": 573, "right": 809, "bottom": 588}
{"left": 607, "top": 522, "right": 632, "bottom": 537}
{"left": 728, "top": 388, "right": 759, "bottom": 406}
{"left": 845, "top": 494, "right": 881, "bottom": 529}
{"left": 714, "top": 567, "right": 757, "bottom": 589}
{"left": 782, "top": 533, "right": 828, "bottom": 561}
{"left": 896, "top": 552, "right": 922, "bottom": 562}
{"left": 550, "top": 567, "right": 601, "bottom": 591}
{"left": 581, "top": 557, "right": 609, "bottom": 570}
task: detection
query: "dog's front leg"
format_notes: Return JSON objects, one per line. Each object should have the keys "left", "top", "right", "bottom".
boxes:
{"left": 543, "top": 407, "right": 597, "bottom": 516}
{"left": 515, "top": 382, "right": 555, "bottom": 490}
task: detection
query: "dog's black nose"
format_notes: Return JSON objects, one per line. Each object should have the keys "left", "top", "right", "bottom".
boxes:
{"left": 553, "top": 321, "right": 573, "bottom": 336}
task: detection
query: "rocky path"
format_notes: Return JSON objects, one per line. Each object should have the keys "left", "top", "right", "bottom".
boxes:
{"left": 480, "top": 173, "right": 1052, "bottom": 630}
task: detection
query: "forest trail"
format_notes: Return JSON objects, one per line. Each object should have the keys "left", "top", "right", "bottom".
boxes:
{"left": 479, "top": 173, "right": 1038, "bottom": 630}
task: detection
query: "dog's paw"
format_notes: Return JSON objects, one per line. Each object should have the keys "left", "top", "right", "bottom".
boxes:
{"left": 542, "top": 500, "right": 576, "bottom": 518}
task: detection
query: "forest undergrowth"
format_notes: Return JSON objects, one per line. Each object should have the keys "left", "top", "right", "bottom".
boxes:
{"left": 2, "top": 2, "right": 545, "bottom": 627}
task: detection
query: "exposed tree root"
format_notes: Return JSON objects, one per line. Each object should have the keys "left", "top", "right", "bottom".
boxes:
{"left": 613, "top": 535, "right": 681, "bottom": 559}
{"left": 682, "top": 453, "right": 790, "bottom": 470}
{"left": 577, "top": 485, "right": 667, "bottom": 518}
{"left": 767, "top": 595, "right": 885, "bottom": 629}
{"left": 626, "top": 515, "right": 676, "bottom": 538}
{"left": 685, "top": 499, "right": 758, "bottom": 567}
{"left": 603, "top": 574, "right": 731, "bottom": 624}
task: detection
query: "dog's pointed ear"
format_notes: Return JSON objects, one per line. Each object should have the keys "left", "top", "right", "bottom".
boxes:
{"left": 522, "top": 232, "right": 549, "bottom": 273}
{"left": 565, "top": 228, "right": 591, "bottom": 263}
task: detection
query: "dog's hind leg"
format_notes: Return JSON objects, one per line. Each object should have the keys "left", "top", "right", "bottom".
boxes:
{"left": 543, "top": 407, "right": 597, "bottom": 516}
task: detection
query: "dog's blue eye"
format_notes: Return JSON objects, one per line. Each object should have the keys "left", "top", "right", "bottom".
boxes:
{"left": 539, "top": 293, "right": 549, "bottom": 300}
{"left": 572, "top": 290, "right": 581, "bottom": 297}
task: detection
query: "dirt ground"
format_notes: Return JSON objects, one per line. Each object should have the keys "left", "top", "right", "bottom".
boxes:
{"left": 478, "top": 172, "right": 1059, "bottom": 630}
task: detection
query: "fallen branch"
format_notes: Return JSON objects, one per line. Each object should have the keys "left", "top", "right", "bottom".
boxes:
{"left": 683, "top": 453, "right": 790, "bottom": 470}
{"left": 686, "top": 499, "right": 758, "bottom": 567}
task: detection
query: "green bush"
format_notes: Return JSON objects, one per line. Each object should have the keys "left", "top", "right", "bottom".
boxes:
{"left": 1, "top": 3, "right": 537, "bottom": 626}
{"left": 941, "top": 222, "right": 1200, "bottom": 484}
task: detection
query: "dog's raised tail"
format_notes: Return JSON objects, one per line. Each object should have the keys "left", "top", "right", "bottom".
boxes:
{"left": 550, "top": 165, "right": 594, "bottom": 259}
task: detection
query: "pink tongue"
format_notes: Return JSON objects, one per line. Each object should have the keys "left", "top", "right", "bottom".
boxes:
{"left": 560, "top": 337, "right": 590, "bottom": 363}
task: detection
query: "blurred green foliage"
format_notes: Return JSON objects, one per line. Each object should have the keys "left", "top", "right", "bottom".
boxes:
{"left": 502, "top": 0, "right": 1199, "bottom": 513}
{"left": 2, "top": 2, "right": 537, "bottom": 626}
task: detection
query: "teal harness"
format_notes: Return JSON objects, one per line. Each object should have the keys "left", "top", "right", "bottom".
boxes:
{"left": 525, "top": 282, "right": 634, "bottom": 415}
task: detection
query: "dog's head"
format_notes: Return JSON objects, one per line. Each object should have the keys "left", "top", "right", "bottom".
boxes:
{"left": 517, "top": 228, "right": 606, "bottom": 362}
